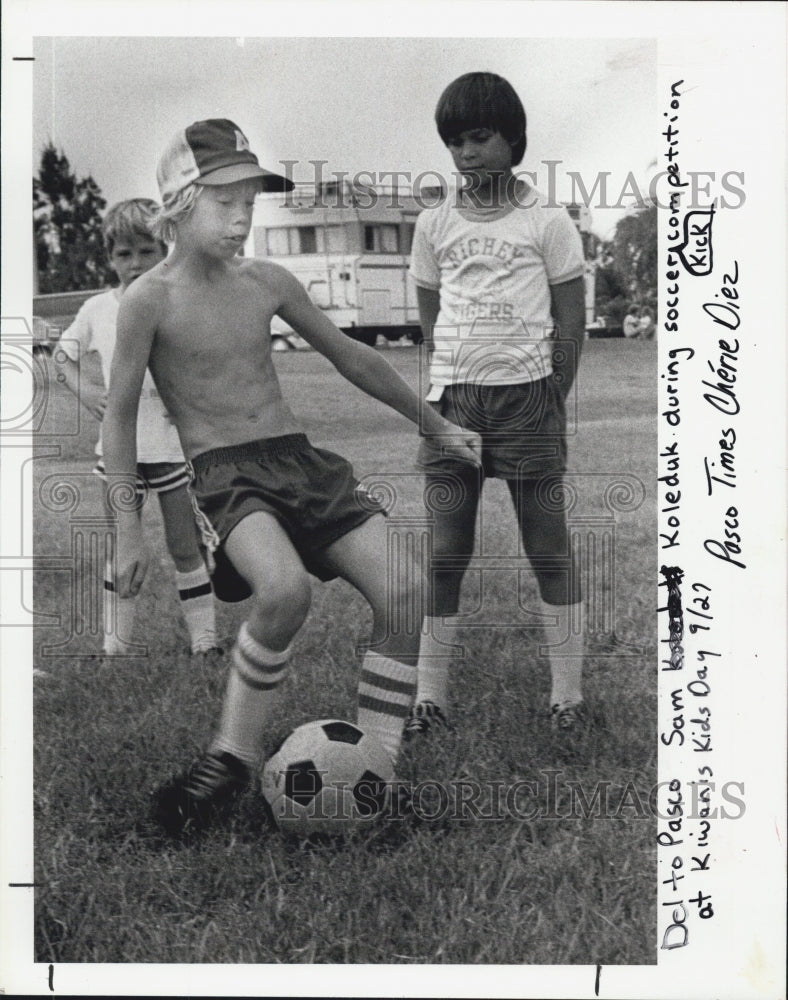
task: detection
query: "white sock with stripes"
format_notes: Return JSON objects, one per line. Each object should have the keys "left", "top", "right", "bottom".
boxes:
{"left": 211, "top": 622, "right": 291, "bottom": 768}
{"left": 175, "top": 564, "right": 218, "bottom": 654}
{"left": 103, "top": 559, "right": 137, "bottom": 655}
{"left": 415, "top": 616, "right": 458, "bottom": 714}
{"left": 541, "top": 599, "right": 585, "bottom": 709}
{"left": 357, "top": 651, "right": 417, "bottom": 763}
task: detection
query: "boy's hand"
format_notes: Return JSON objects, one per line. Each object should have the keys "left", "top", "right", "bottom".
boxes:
{"left": 116, "top": 527, "right": 149, "bottom": 598}
{"left": 86, "top": 391, "right": 107, "bottom": 422}
{"left": 422, "top": 420, "right": 482, "bottom": 467}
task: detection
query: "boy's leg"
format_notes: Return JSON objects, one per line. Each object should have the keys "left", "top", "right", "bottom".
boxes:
{"left": 410, "top": 467, "right": 482, "bottom": 731}
{"left": 214, "top": 510, "right": 312, "bottom": 764}
{"left": 102, "top": 495, "right": 139, "bottom": 656}
{"left": 153, "top": 511, "right": 311, "bottom": 836}
{"left": 157, "top": 484, "right": 219, "bottom": 654}
{"left": 319, "top": 514, "right": 422, "bottom": 762}
{"left": 507, "top": 476, "right": 586, "bottom": 724}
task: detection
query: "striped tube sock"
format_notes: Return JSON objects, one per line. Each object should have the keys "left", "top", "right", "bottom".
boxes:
{"left": 175, "top": 565, "right": 218, "bottom": 654}
{"left": 211, "top": 622, "right": 291, "bottom": 768}
{"left": 103, "top": 560, "right": 137, "bottom": 655}
{"left": 541, "top": 599, "right": 585, "bottom": 709}
{"left": 357, "top": 651, "right": 417, "bottom": 763}
{"left": 415, "top": 615, "right": 457, "bottom": 714}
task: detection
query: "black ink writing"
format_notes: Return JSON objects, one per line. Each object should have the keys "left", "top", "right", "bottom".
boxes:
{"left": 703, "top": 428, "right": 736, "bottom": 495}
{"left": 659, "top": 441, "right": 683, "bottom": 548}
{"left": 662, "top": 346, "right": 694, "bottom": 427}
{"left": 704, "top": 506, "right": 746, "bottom": 570}
{"left": 676, "top": 206, "right": 715, "bottom": 276}
{"left": 702, "top": 264, "right": 741, "bottom": 415}
{"left": 659, "top": 566, "right": 685, "bottom": 671}
{"left": 702, "top": 260, "right": 740, "bottom": 330}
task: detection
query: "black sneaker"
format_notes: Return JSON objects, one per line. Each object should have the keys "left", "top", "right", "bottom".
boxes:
{"left": 404, "top": 700, "right": 449, "bottom": 740}
{"left": 550, "top": 702, "right": 592, "bottom": 761}
{"left": 550, "top": 701, "right": 589, "bottom": 734}
{"left": 191, "top": 643, "right": 225, "bottom": 657}
{"left": 151, "top": 749, "right": 250, "bottom": 839}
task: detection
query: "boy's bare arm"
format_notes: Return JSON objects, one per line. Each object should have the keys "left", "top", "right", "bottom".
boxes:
{"left": 58, "top": 353, "right": 107, "bottom": 421}
{"left": 415, "top": 285, "right": 441, "bottom": 350}
{"left": 549, "top": 276, "right": 586, "bottom": 398}
{"left": 102, "top": 286, "right": 157, "bottom": 596}
{"left": 275, "top": 271, "right": 481, "bottom": 465}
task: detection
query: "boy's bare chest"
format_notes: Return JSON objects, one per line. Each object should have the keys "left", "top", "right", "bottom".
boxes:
{"left": 160, "top": 281, "right": 276, "bottom": 357}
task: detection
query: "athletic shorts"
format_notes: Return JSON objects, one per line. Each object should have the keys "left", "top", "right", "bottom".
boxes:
{"left": 93, "top": 459, "right": 191, "bottom": 496}
{"left": 417, "top": 377, "right": 567, "bottom": 480}
{"left": 187, "top": 433, "right": 385, "bottom": 603}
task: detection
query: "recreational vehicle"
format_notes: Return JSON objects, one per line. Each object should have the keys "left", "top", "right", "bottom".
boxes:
{"left": 245, "top": 180, "right": 596, "bottom": 345}
{"left": 32, "top": 182, "right": 596, "bottom": 349}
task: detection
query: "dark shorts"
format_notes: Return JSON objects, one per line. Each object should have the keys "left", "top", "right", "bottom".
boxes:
{"left": 417, "top": 377, "right": 567, "bottom": 480}
{"left": 187, "top": 434, "right": 384, "bottom": 602}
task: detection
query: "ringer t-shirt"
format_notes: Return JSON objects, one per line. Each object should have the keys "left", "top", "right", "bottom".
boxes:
{"left": 409, "top": 184, "right": 585, "bottom": 385}
{"left": 58, "top": 289, "right": 185, "bottom": 462}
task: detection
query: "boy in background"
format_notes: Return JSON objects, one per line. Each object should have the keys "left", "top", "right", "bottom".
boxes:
{"left": 408, "top": 72, "right": 588, "bottom": 739}
{"left": 57, "top": 199, "right": 218, "bottom": 657}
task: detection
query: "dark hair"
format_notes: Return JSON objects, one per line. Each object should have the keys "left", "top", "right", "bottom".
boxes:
{"left": 435, "top": 72, "right": 527, "bottom": 166}
{"left": 102, "top": 198, "right": 165, "bottom": 256}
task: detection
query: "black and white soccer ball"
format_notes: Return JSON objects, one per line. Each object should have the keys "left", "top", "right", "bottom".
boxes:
{"left": 261, "top": 719, "right": 395, "bottom": 836}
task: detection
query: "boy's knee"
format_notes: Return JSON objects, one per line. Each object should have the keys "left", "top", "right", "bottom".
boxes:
{"left": 255, "top": 569, "right": 312, "bottom": 625}
{"left": 167, "top": 539, "right": 203, "bottom": 570}
{"left": 162, "top": 517, "right": 202, "bottom": 565}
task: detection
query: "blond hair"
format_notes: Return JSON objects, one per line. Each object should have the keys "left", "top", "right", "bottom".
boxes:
{"left": 102, "top": 198, "right": 165, "bottom": 256}
{"left": 152, "top": 183, "right": 203, "bottom": 244}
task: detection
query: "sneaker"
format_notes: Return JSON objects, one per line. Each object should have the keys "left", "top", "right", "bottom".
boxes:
{"left": 151, "top": 749, "right": 250, "bottom": 839}
{"left": 404, "top": 700, "right": 449, "bottom": 740}
{"left": 550, "top": 702, "right": 590, "bottom": 736}
{"left": 191, "top": 638, "right": 224, "bottom": 656}
{"left": 191, "top": 643, "right": 225, "bottom": 659}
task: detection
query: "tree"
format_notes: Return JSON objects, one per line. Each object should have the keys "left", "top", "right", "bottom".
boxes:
{"left": 34, "top": 143, "right": 114, "bottom": 293}
{"left": 601, "top": 204, "right": 658, "bottom": 316}
{"left": 593, "top": 254, "right": 628, "bottom": 329}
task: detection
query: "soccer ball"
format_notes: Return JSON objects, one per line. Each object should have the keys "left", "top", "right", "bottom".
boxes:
{"left": 261, "top": 719, "right": 395, "bottom": 836}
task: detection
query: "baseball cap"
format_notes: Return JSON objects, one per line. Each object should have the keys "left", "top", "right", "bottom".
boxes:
{"left": 157, "top": 118, "right": 294, "bottom": 204}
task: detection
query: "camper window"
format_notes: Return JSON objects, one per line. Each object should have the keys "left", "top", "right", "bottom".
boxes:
{"left": 299, "top": 227, "right": 318, "bottom": 253}
{"left": 263, "top": 225, "right": 346, "bottom": 256}
{"left": 364, "top": 224, "right": 400, "bottom": 253}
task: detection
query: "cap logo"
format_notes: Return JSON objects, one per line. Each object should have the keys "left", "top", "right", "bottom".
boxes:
{"left": 158, "top": 119, "right": 294, "bottom": 203}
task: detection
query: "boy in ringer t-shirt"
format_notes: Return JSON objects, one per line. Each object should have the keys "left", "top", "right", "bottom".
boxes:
{"left": 408, "top": 72, "right": 589, "bottom": 743}
{"left": 57, "top": 199, "right": 218, "bottom": 657}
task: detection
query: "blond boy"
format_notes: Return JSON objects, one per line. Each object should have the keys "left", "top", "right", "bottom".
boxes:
{"left": 58, "top": 198, "right": 218, "bottom": 656}
{"left": 102, "top": 120, "right": 480, "bottom": 837}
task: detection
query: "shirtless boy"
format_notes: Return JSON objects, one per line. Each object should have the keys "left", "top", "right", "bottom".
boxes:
{"left": 102, "top": 119, "right": 480, "bottom": 836}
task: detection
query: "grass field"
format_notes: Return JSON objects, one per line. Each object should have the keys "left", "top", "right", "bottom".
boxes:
{"left": 32, "top": 338, "right": 657, "bottom": 965}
